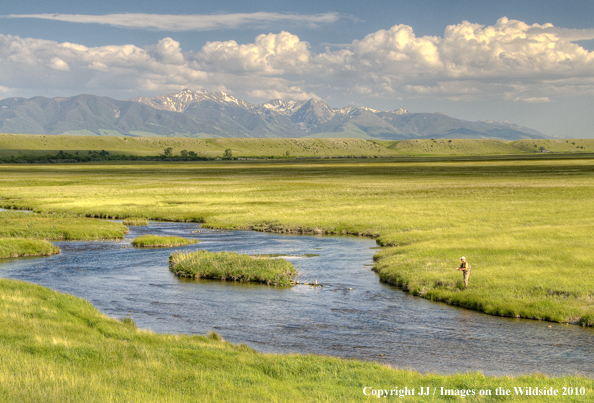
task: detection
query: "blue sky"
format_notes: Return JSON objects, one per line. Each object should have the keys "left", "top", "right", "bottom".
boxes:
{"left": 1, "top": 0, "right": 594, "bottom": 137}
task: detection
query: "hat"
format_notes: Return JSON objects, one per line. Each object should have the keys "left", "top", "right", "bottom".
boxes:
{"left": 460, "top": 256, "right": 465, "bottom": 260}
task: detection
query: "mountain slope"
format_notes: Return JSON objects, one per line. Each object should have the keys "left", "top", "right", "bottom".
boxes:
{"left": 0, "top": 90, "right": 547, "bottom": 140}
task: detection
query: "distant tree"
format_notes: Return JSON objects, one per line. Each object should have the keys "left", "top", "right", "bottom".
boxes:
{"left": 224, "top": 149, "right": 233, "bottom": 159}
{"left": 539, "top": 146, "right": 546, "bottom": 152}
{"left": 285, "top": 151, "right": 290, "bottom": 157}
{"left": 188, "top": 151, "right": 197, "bottom": 158}
{"left": 163, "top": 147, "right": 173, "bottom": 157}
{"left": 180, "top": 149, "right": 189, "bottom": 158}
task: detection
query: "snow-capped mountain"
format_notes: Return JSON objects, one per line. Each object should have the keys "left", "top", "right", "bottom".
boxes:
{"left": 0, "top": 89, "right": 547, "bottom": 140}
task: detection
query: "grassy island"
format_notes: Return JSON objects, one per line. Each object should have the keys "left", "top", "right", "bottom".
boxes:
{"left": 123, "top": 217, "right": 149, "bottom": 226}
{"left": 169, "top": 250, "right": 297, "bottom": 286}
{"left": 0, "top": 238, "right": 60, "bottom": 259}
{"left": 131, "top": 234, "right": 198, "bottom": 248}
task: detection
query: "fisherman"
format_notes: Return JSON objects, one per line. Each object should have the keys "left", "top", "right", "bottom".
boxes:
{"left": 456, "top": 256, "right": 470, "bottom": 288}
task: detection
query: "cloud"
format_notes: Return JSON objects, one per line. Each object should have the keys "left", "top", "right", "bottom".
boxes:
{"left": 198, "top": 32, "right": 310, "bottom": 74}
{"left": 0, "top": 34, "right": 316, "bottom": 101}
{"left": 352, "top": 24, "right": 443, "bottom": 73}
{"left": 440, "top": 17, "right": 594, "bottom": 78}
{"left": 1, "top": 17, "right": 593, "bottom": 104}
{"left": 514, "top": 97, "right": 552, "bottom": 103}
{"left": 3, "top": 12, "right": 341, "bottom": 31}
{"left": 309, "top": 17, "right": 594, "bottom": 100}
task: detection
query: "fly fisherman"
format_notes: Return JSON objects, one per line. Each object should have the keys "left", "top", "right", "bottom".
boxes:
{"left": 456, "top": 257, "right": 470, "bottom": 288}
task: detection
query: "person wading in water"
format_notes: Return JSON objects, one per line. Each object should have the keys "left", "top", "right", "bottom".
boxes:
{"left": 456, "top": 256, "right": 470, "bottom": 288}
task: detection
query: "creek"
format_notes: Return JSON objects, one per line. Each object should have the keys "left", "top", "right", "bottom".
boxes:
{"left": 1, "top": 220, "right": 593, "bottom": 377}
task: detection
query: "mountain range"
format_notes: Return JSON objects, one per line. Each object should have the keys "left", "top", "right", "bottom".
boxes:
{"left": 0, "top": 89, "right": 546, "bottom": 140}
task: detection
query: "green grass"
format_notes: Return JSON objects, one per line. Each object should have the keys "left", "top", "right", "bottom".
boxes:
{"left": 123, "top": 217, "right": 149, "bottom": 226}
{"left": 131, "top": 234, "right": 198, "bottom": 248}
{"left": 1, "top": 278, "right": 591, "bottom": 402}
{"left": 0, "top": 210, "right": 125, "bottom": 260}
{"left": 0, "top": 211, "right": 128, "bottom": 240}
{"left": 0, "top": 238, "right": 60, "bottom": 259}
{"left": 3, "top": 133, "right": 594, "bottom": 159}
{"left": 169, "top": 250, "right": 297, "bottom": 286}
{"left": 1, "top": 159, "right": 593, "bottom": 326}
{"left": 0, "top": 134, "right": 396, "bottom": 158}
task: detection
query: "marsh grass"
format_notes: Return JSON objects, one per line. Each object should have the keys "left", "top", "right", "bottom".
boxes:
{"left": 0, "top": 279, "right": 592, "bottom": 402}
{"left": 131, "top": 234, "right": 198, "bottom": 248}
{"left": 0, "top": 211, "right": 127, "bottom": 240}
{"left": 0, "top": 238, "right": 60, "bottom": 258}
{"left": 123, "top": 217, "right": 148, "bottom": 226}
{"left": 169, "top": 250, "right": 297, "bottom": 286}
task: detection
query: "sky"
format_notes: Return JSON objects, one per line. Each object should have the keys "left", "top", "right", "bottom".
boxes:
{"left": 1, "top": 0, "right": 594, "bottom": 137}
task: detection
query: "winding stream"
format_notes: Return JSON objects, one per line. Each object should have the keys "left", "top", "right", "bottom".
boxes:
{"left": 1, "top": 220, "right": 593, "bottom": 377}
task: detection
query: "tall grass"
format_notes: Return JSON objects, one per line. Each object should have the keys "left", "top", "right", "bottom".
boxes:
{"left": 169, "top": 250, "right": 297, "bottom": 286}
{"left": 131, "top": 234, "right": 198, "bottom": 248}
{"left": 123, "top": 217, "right": 148, "bottom": 226}
{"left": 0, "top": 238, "right": 60, "bottom": 258}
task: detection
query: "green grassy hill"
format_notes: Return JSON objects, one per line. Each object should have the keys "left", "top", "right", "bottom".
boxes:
{"left": 0, "top": 134, "right": 394, "bottom": 158}
{"left": 512, "top": 139, "right": 594, "bottom": 153}
{"left": 2, "top": 133, "right": 594, "bottom": 159}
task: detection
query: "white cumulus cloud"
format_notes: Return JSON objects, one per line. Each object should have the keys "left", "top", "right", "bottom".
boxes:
{"left": 1, "top": 17, "right": 593, "bottom": 103}
{"left": 198, "top": 31, "right": 310, "bottom": 74}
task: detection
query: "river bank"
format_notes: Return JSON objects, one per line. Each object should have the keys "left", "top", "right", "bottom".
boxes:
{"left": 2, "top": 277, "right": 592, "bottom": 402}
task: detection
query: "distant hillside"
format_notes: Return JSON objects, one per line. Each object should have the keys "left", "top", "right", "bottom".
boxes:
{"left": 2, "top": 134, "right": 592, "bottom": 160}
{"left": 0, "top": 90, "right": 548, "bottom": 140}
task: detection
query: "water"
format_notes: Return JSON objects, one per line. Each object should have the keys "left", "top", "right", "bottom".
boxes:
{"left": 1, "top": 220, "right": 593, "bottom": 377}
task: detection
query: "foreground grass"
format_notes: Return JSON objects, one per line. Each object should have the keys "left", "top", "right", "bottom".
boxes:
{"left": 1, "top": 279, "right": 592, "bottom": 402}
{"left": 0, "top": 159, "right": 594, "bottom": 326}
{"left": 131, "top": 234, "right": 198, "bottom": 248}
{"left": 0, "top": 238, "right": 60, "bottom": 258}
{"left": 169, "top": 250, "right": 297, "bottom": 286}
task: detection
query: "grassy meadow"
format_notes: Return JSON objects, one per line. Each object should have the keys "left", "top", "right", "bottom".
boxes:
{"left": 0, "top": 159, "right": 593, "bottom": 325}
{"left": 169, "top": 250, "right": 297, "bottom": 285}
{"left": 1, "top": 158, "right": 593, "bottom": 325}
{"left": 1, "top": 149, "right": 594, "bottom": 400}
{"left": 0, "top": 210, "right": 128, "bottom": 240}
{"left": 131, "top": 234, "right": 198, "bottom": 248}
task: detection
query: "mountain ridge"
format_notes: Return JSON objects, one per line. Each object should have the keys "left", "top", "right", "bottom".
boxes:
{"left": 0, "top": 89, "right": 548, "bottom": 140}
